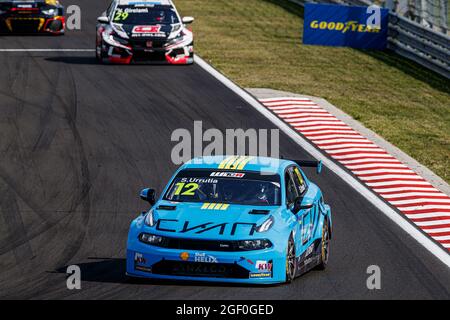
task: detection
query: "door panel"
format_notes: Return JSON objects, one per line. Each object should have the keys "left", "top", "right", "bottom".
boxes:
{"left": 301, "top": 206, "right": 313, "bottom": 245}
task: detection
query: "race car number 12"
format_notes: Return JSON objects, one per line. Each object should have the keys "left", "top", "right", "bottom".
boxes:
{"left": 174, "top": 183, "right": 199, "bottom": 196}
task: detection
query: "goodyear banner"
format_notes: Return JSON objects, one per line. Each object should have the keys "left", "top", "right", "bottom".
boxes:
{"left": 303, "top": 3, "right": 389, "bottom": 49}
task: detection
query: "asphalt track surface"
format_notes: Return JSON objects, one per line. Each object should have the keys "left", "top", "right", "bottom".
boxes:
{"left": 0, "top": 0, "right": 449, "bottom": 300}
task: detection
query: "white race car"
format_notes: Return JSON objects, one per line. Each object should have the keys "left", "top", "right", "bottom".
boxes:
{"left": 96, "top": 0, "right": 194, "bottom": 64}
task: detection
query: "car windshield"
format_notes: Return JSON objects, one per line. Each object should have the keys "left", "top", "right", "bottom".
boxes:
{"left": 112, "top": 5, "right": 179, "bottom": 25}
{"left": 164, "top": 170, "right": 281, "bottom": 206}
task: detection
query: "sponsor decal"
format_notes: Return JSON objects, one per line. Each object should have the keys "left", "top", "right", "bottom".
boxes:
{"left": 293, "top": 168, "right": 307, "bottom": 194}
{"left": 303, "top": 3, "right": 388, "bottom": 49}
{"left": 251, "top": 260, "right": 273, "bottom": 279}
{"left": 173, "top": 263, "right": 227, "bottom": 275}
{"left": 218, "top": 156, "right": 254, "bottom": 170}
{"left": 134, "top": 252, "right": 146, "bottom": 264}
{"left": 194, "top": 253, "right": 218, "bottom": 263}
{"left": 309, "top": 20, "right": 381, "bottom": 33}
{"left": 180, "top": 177, "right": 218, "bottom": 184}
{"left": 132, "top": 25, "right": 161, "bottom": 34}
{"left": 249, "top": 272, "right": 272, "bottom": 278}
{"left": 131, "top": 25, "right": 166, "bottom": 38}
{"left": 255, "top": 260, "right": 273, "bottom": 272}
{"left": 124, "top": 8, "right": 149, "bottom": 14}
{"left": 156, "top": 219, "right": 257, "bottom": 236}
{"left": 135, "top": 265, "right": 152, "bottom": 273}
{"left": 200, "top": 203, "right": 230, "bottom": 211}
{"left": 305, "top": 243, "right": 314, "bottom": 257}
{"left": 180, "top": 252, "right": 190, "bottom": 261}
{"left": 134, "top": 253, "right": 151, "bottom": 272}
{"left": 210, "top": 172, "right": 246, "bottom": 178}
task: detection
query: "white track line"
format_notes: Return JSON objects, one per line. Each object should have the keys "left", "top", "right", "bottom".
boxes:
{"left": 194, "top": 54, "right": 450, "bottom": 268}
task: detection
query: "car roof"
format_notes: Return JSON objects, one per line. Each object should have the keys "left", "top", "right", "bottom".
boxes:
{"left": 181, "top": 156, "right": 296, "bottom": 174}
{"left": 117, "top": 0, "right": 173, "bottom": 6}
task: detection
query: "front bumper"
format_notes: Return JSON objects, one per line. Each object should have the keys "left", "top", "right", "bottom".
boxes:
{"left": 0, "top": 14, "right": 65, "bottom": 34}
{"left": 126, "top": 240, "right": 286, "bottom": 284}
{"left": 100, "top": 37, "right": 194, "bottom": 65}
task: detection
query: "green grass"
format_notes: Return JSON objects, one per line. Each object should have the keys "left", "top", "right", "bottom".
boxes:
{"left": 177, "top": 0, "right": 450, "bottom": 183}
{"left": 446, "top": 0, "right": 450, "bottom": 22}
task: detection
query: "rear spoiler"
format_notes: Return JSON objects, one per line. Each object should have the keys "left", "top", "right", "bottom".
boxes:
{"left": 292, "top": 160, "right": 323, "bottom": 174}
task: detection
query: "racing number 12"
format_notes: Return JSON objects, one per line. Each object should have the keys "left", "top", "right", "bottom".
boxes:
{"left": 174, "top": 183, "right": 199, "bottom": 196}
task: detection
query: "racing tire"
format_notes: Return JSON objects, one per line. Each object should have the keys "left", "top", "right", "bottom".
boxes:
{"left": 285, "top": 235, "right": 297, "bottom": 283}
{"left": 316, "top": 220, "right": 330, "bottom": 271}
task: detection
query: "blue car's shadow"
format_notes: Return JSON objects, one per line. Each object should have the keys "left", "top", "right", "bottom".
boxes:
{"left": 54, "top": 258, "right": 281, "bottom": 288}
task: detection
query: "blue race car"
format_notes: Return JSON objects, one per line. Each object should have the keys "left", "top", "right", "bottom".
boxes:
{"left": 126, "top": 156, "right": 332, "bottom": 284}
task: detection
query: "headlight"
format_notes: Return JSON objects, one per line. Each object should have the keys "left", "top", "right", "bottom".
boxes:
{"left": 139, "top": 233, "right": 165, "bottom": 246}
{"left": 256, "top": 216, "right": 274, "bottom": 233}
{"left": 166, "top": 36, "right": 183, "bottom": 47}
{"left": 237, "top": 239, "right": 272, "bottom": 251}
{"left": 144, "top": 209, "right": 156, "bottom": 227}
{"left": 166, "top": 31, "right": 186, "bottom": 47}
{"left": 42, "top": 8, "right": 56, "bottom": 15}
{"left": 102, "top": 28, "right": 130, "bottom": 48}
{"left": 113, "top": 36, "right": 129, "bottom": 46}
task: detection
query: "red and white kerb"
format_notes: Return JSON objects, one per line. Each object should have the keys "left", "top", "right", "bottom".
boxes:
{"left": 260, "top": 97, "right": 450, "bottom": 251}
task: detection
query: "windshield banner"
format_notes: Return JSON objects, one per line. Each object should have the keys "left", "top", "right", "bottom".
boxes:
{"left": 302, "top": 3, "right": 389, "bottom": 49}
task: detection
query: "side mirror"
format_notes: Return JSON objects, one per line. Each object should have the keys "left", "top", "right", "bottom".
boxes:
{"left": 317, "top": 161, "right": 323, "bottom": 174}
{"left": 97, "top": 16, "right": 109, "bottom": 24}
{"left": 140, "top": 188, "right": 156, "bottom": 206}
{"left": 182, "top": 16, "right": 195, "bottom": 24}
{"left": 291, "top": 197, "right": 313, "bottom": 214}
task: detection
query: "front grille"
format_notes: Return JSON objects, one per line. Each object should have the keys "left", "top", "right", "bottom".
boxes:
{"left": 9, "top": 19, "right": 42, "bottom": 32}
{"left": 139, "top": 233, "right": 273, "bottom": 252}
{"left": 132, "top": 51, "right": 166, "bottom": 62}
{"left": 130, "top": 39, "right": 167, "bottom": 49}
{"left": 152, "top": 261, "right": 249, "bottom": 279}
{"left": 165, "top": 238, "right": 243, "bottom": 252}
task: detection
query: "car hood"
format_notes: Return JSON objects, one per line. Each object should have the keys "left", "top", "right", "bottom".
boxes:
{"left": 114, "top": 23, "right": 176, "bottom": 40}
{"left": 150, "top": 201, "right": 280, "bottom": 239}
